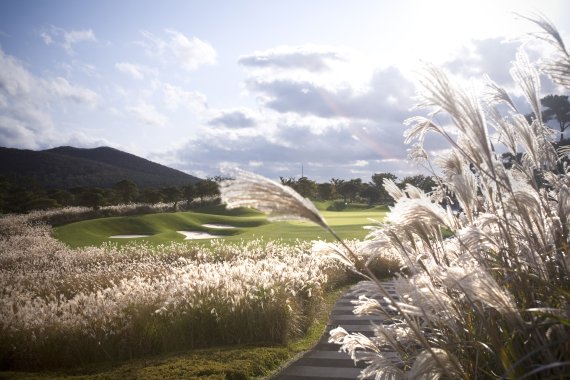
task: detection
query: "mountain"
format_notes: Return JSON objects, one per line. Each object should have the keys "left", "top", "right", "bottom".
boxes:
{"left": 0, "top": 146, "right": 201, "bottom": 189}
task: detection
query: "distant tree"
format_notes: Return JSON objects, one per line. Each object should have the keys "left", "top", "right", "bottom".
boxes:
{"left": 541, "top": 94, "right": 570, "bottom": 142}
{"left": 4, "top": 188, "right": 35, "bottom": 213}
{"left": 113, "top": 179, "right": 139, "bottom": 203}
{"left": 337, "top": 179, "right": 361, "bottom": 203}
{"left": 371, "top": 173, "right": 397, "bottom": 189}
{"left": 79, "top": 188, "right": 105, "bottom": 210}
{"left": 294, "top": 177, "right": 317, "bottom": 198}
{"left": 49, "top": 189, "right": 75, "bottom": 206}
{"left": 102, "top": 188, "right": 119, "bottom": 206}
{"left": 21, "top": 198, "right": 60, "bottom": 211}
{"left": 139, "top": 188, "right": 163, "bottom": 204}
{"left": 280, "top": 177, "right": 296, "bottom": 187}
{"left": 195, "top": 179, "right": 220, "bottom": 202}
{"left": 161, "top": 187, "right": 182, "bottom": 206}
{"left": 0, "top": 176, "right": 11, "bottom": 212}
{"left": 360, "top": 183, "right": 381, "bottom": 205}
{"left": 399, "top": 174, "right": 437, "bottom": 194}
{"left": 317, "top": 182, "right": 334, "bottom": 201}
{"left": 182, "top": 184, "right": 197, "bottom": 205}
{"left": 330, "top": 178, "right": 344, "bottom": 199}
{"left": 371, "top": 172, "right": 397, "bottom": 204}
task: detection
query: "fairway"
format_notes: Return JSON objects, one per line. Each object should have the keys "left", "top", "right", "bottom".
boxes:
{"left": 54, "top": 204, "right": 388, "bottom": 248}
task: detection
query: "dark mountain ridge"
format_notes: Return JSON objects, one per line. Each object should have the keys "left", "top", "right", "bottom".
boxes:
{"left": 0, "top": 146, "right": 200, "bottom": 189}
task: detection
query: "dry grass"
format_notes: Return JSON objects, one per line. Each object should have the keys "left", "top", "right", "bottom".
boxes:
{"left": 222, "top": 15, "right": 570, "bottom": 379}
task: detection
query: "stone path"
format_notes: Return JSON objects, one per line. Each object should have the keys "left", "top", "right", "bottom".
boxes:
{"left": 271, "top": 280, "right": 400, "bottom": 380}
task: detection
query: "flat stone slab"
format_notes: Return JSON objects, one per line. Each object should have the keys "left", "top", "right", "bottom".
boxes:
{"left": 330, "top": 318, "right": 384, "bottom": 325}
{"left": 279, "top": 365, "right": 362, "bottom": 378}
{"left": 271, "top": 280, "right": 399, "bottom": 379}
{"left": 304, "top": 351, "right": 353, "bottom": 360}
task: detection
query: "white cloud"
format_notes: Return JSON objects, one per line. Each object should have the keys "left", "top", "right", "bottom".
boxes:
{"left": 353, "top": 160, "right": 368, "bottom": 167}
{"left": 246, "top": 65, "right": 414, "bottom": 122}
{"left": 0, "top": 50, "right": 54, "bottom": 148}
{"left": 63, "top": 29, "right": 96, "bottom": 53}
{"left": 128, "top": 103, "right": 167, "bottom": 127}
{"left": 0, "top": 48, "right": 34, "bottom": 97}
{"left": 166, "top": 29, "right": 216, "bottom": 71}
{"left": 115, "top": 62, "right": 145, "bottom": 80}
{"left": 0, "top": 115, "right": 46, "bottom": 149}
{"left": 40, "top": 31, "right": 53, "bottom": 45}
{"left": 40, "top": 26, "right": 97, "bottom": 54}
{"left": 60, "top": 130, "right": 112, "bottom": 148}
{"left": 0, "top": 47, "right": 101, "bottom": 149}
{"left": 138, "top": 29, "right": 217, "bottom": 71}
{"left": 207, "top": 108, "right": 258, "bottom": 128}
{"left": 162, "top": 83, "right": 207, "bottom": 112}
{"left": 238, "top": 45, "right": 346, "bottom": 72}
{"left": 46, "top": 77, "right": 100, "bottom": 108}
{"left": 162, "top": 111, "right": 415, "bottom": 182}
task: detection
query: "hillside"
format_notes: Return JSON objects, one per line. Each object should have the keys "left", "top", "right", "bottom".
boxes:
{"left": 0, "top": 146, "right": 201, "bottom": 189}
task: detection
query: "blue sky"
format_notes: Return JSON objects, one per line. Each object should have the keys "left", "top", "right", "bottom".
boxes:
{"left": 1, "top": 0, "right": 569, "bottom": 182}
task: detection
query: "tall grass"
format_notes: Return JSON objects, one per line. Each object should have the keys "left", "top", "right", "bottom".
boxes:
{"left": 20, "top": 202, "right": 179, "bottom": 226}
{"left": 0, "top": 213, "right": 343, "bottom": 370}
{"left": 221, "top": 15, "right": 570, "bottom": 379}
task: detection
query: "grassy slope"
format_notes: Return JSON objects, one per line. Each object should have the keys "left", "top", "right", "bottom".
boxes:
{"left": 0, "top": 287, "right": 349, "bottom": 380}
{"left": 54, "top": 203, "right": 388, "bottom": 248}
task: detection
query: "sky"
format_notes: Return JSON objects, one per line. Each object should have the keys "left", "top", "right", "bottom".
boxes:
{"left": 0, "top": 0, "right": 569, "bottom": 182}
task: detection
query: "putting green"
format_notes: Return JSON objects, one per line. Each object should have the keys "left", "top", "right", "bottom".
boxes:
{"left": 53, "top": 204, "right": 388, "bottom": 248}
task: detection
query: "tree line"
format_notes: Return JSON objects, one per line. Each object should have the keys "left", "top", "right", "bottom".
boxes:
{"left": 281, "top": 173, "right": 436, "bottom": 206}
{"left": 0, "top": 171, "right": 435, "bottom": 214}
{"left": 0, "top": 176, "right": 221, "bottom": 213}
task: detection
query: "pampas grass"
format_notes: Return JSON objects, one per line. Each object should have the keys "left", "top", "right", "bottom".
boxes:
{"left": 220, "top": 169, "right": 328, "bottom": 230}
{"left": 225, "top": 16, "right": 570, "bottom": 379}
{"left": 0, "top": 214, "right": 343, "bottom": 370}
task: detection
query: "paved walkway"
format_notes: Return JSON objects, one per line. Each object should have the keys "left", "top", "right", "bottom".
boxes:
{"left": 271, "top": 281, "right": 400, "bottom": 380}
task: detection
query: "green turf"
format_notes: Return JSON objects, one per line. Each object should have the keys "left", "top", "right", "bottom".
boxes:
{"left": 53, "top": 204, "right": 388, "bottom": 248}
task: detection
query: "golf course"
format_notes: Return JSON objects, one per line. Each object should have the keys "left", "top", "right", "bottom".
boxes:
{"left": 53, "top": 202, "right": 389, "bottom": 248}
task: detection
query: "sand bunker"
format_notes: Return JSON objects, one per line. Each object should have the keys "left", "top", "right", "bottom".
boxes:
{"left": 202, "top": 223, "right": 236, "bottom": 229}
{"left": 110, "top": 235, "right": 150, "bottom": 238}
{"left": 177, "top": 231, "right": 223, "bottom": 240}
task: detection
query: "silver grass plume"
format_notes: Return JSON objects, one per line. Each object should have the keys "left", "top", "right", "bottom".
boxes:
{"left": 483, "top": 74, "right": 517, "bottom": 113}
{"left": 510, "top": 49, "right": 542, "bottom": 126}
{"left": 408, "top": 348, "right": 464, "bottom": 380}
{"left": 413, "top": 65, "right": 494, "bottom": 170}
{"left": 523, "top": 13, "right": 570, "bottom": 89}
{"left": 220, "top": 169, "right": 329, "bottom": 230}
{"left": 510, "top": 49, "right": 558, "bottom": 169}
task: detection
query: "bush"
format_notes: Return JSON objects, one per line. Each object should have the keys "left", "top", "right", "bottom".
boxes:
{"left": 327, "top": 201, "right": 348, "bottom": 211}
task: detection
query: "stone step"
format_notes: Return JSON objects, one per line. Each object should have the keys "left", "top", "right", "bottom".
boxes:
{"left": 275, "top": 365, "right": 363, "bottom": 379}
{"left": 271, "top": 281, "right": 401, "bottom": 380}
{"left": 329, "top": 318, "right": 383, "bottom": 325}
{"left": 294, "top": 357, "right": 366, "bottom": 369}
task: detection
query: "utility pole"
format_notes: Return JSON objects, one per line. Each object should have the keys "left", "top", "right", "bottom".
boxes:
{"left": 301, "top": 163, "right": 304, "bottom": 178}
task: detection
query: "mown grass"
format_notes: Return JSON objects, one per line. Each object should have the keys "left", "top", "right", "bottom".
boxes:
{"left": 0, "top": 287, "right": 348, "bottom": 380}
{"left": 54, "top": 202, "right": 388, "bottom": 248}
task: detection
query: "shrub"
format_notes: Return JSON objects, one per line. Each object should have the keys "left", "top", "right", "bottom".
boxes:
{"left": 327, "top": 201, "right": 348, "bottom": 211}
